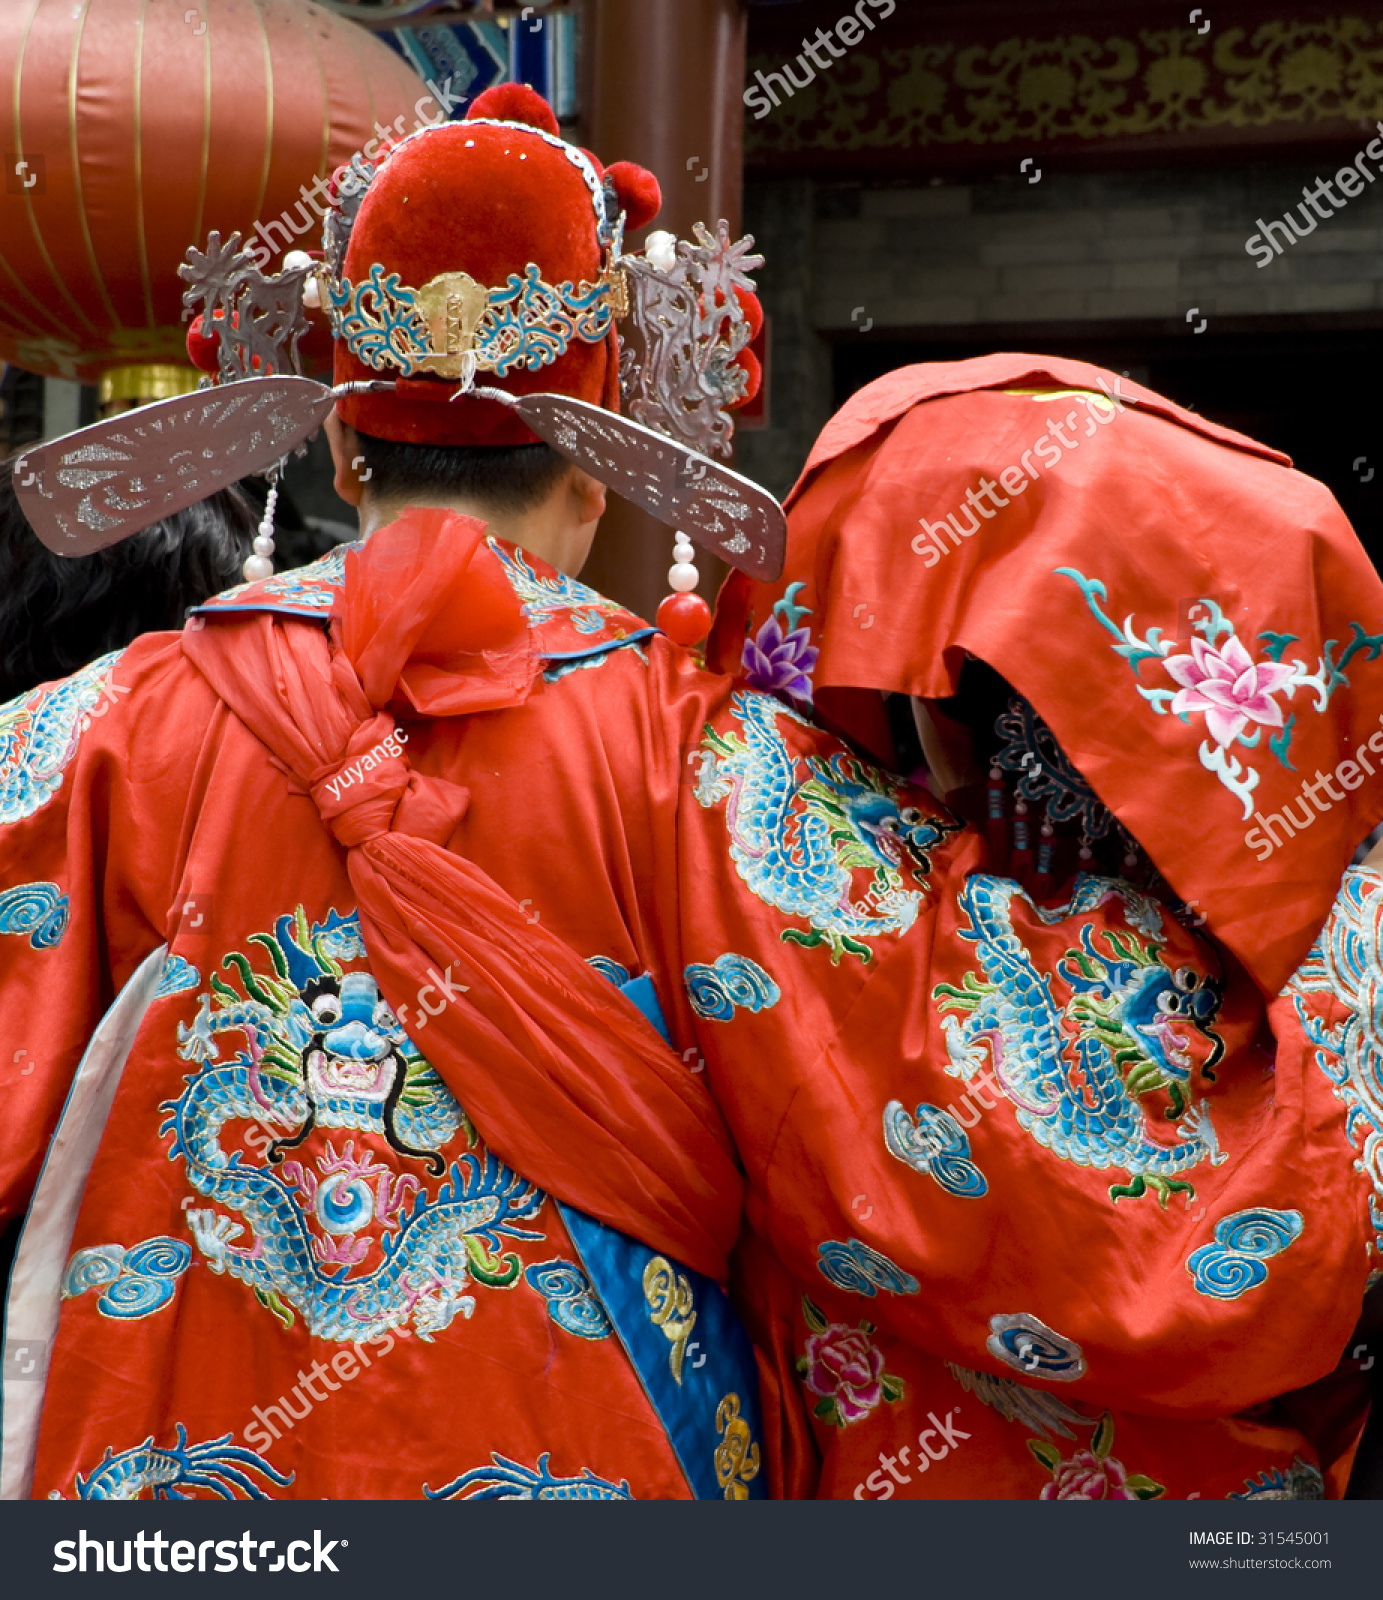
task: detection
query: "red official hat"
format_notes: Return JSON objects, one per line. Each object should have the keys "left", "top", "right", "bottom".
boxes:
{"left": 326, "top": 85, "right": 662, "bottom": 449}
{"left": 18, "top": 86, "right": 782, "bottom": 606}
{"left": 181, "top": 83, "right": 762, "bottom": 466}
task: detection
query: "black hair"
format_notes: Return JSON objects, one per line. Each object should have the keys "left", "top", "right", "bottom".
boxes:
{"left": 352, "top": 431, "right": 570, "bottom": 515}
{"left": 0, "top": 455, "right": 257, "bottom": 702}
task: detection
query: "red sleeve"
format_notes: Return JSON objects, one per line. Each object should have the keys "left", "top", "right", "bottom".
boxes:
{"left": 0, "top": 633, "right": 215, "bottom": 1224}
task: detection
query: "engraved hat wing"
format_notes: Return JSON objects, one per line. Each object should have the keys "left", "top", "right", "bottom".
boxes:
{"left": 493, "top": 390, "right": 786, "bottom": 582}
{"left": 14, "top": 378, "right": 335, "bottom": 556}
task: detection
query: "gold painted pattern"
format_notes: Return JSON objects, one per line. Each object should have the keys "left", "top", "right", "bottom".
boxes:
{"left": 641, "top": 1255, "right": 697, "bottom": 1385}
{"left": 714, "top": 1394, "right": 761, "bottom": 1500}
{"left": 747, "top": 16, "right": 1383, "bottom": 154}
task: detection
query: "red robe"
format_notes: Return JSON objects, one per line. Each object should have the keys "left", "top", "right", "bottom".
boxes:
{"left": 0, "top": 509, "right": 1375, "bottom": 1501}
{"left": 708, "top": 354, "right": 1383, "bottom": 1499}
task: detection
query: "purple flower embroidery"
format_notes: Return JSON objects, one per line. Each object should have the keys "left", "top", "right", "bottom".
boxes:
{"left": 1163, "top": 635, "right": 1296, "bottom": 748}
{"left": 743, "top": 582, "right": 818, "bottom": 703}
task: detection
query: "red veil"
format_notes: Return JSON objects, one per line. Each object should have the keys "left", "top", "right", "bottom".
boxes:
{"left": 711, "top": 353, "right": 1383, "bottom": 995}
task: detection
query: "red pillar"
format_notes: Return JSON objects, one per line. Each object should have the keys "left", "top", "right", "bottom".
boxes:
{"left": 579, "top": 0, "right": 747, "bottom": 623}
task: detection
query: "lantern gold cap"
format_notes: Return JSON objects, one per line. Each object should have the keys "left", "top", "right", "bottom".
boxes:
{"left": 97, "top": 364, "right": 201, "bottom": 408}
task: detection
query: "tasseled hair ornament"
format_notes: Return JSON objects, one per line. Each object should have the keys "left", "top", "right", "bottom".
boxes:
{"left": 1030, "top": 809, "right": 1057, "bottom": 901}
{"left": 1009, "top": 795, "right": 1034, "bottom": 885}
{"left": 985, "top": 763, "right": 1009, "bottom": 874}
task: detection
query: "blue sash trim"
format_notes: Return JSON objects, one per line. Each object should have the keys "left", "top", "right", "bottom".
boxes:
{"left": 555, "top": 971, "right": 766, "bottom": 1501}
{"left": 543, "top": 629, "right": 657, "bottom": 662}
{"left": 187, "top": 602, "right": 654, "bottom": 662}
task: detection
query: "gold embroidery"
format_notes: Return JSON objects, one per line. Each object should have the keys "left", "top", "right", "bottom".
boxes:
{"left": 714, "top": 1393, "right": 761, "bottom": 1500}
{"left": 642, "top": 1255, "right": 697, "bottom": 1384}
{"left": 747, "top": 18, "right": 1383, "bottom": 154}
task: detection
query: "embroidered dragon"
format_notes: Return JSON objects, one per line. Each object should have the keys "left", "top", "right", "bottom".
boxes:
{"left": 694, "top": 689, "right": 956, "bottom": 962}
{"left": 934, "top": 875, "right": 1228, "bottom": 1204}
{"left": 162, "top": 906, "right": 547, "bottom": 1342}
{"left": 0, "top": 648, "right": 125, "bottom": 826}
{"left": 60, "top": 1426, "right": 293, "bottom": 1501}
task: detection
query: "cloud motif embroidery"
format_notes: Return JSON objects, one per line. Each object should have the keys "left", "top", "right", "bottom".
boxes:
{"left": 987, "top": 1312, "right": 1087, "bottom": 1383}
{"left": 816, "top": 1238, "right": 919, "bottom": 1299}
{"left": 883, "top": 1100, "right": 988, "bottom": 1198}
{"left": 63, "top": 1237, "right": 193, "bottom": 1319}
{"left": 153, "top": 954, "right": 201, "bottom": 999}
{"left": 523, "top": 1259, "right": 613, "bottom": 1340}
{"left": 684, "top": 953, "right": 781, "bottom": 1021}
{"left": 0, "top": 880, "right": 70, "bottom": 948}
{"left": 1187, "top": 1207, "right": 1303, "bottom": 1300}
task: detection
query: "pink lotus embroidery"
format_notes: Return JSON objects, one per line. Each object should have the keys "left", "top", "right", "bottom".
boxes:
{"left": 1162, "top": 635, "right": 1295, "bottom": 747}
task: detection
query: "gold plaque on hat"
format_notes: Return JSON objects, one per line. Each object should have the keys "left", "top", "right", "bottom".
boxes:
{"left": 413, "top": 272, "right": 490, "bottom": 379}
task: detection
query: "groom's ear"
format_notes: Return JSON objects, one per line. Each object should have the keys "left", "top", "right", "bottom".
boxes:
{"left": 568, "top": 464, "right": 608, "bottom": 526}
{"left": 326, "top": 411, "right": 367, "bottom": 508}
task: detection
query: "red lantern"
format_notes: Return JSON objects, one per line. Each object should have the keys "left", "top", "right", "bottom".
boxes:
{"left": 0, "top": 0, "right": 427, "bottom": 384}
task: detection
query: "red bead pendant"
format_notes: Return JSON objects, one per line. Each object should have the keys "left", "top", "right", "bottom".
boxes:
{"left": 185, "top": 313, "right": 220, "bottom": 373}
{"left": 657, "top": 591, "right": 713, "bottom": 646}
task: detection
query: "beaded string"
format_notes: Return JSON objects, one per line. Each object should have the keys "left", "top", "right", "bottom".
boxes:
{"left": 242, "top": 477, "right": 279, "bottom": 583}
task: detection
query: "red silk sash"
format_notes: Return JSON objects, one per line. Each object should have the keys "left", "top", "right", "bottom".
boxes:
{"left": 182, "top": 508, "right": 743, "bottom": 1280}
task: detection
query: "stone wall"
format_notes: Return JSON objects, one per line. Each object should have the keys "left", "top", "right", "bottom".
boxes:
{"left": 737, "top": 160, "right": 1383, "bottom": 498}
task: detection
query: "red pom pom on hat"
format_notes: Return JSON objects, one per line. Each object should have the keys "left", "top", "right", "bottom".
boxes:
{"left": 605, "top": 161, "right": 661, "bottom": 231}
{"left": 186, "top": 314, "right": 220, "bottom": 373}
{"left": 467, "top": 83, "right": 560, "bottom": 137}
{"left": 735, "top": 286, "right": 765, "bottom": 341}
{"left": 728, "top": 346, "right": 762, "bottom": 410}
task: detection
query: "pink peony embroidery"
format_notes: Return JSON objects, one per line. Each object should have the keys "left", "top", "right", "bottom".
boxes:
{"left": 1039, "top": 1449, "right": 1137, "bottom": 1501}
{"left": 802, "top": 1324, "right": 886, "bottom": 1424}
{"left": 1029, "top": 1412, "right": 1164, "bottom": 1499}
{"left": 1162, "top": 635, "right": 1295, "bottom": 748}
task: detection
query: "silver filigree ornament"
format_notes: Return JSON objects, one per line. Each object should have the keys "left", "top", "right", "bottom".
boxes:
{"left": 179, "top": 230, "right": 316, "bottom": 387}
{"left": 471, "top": 387, "right": 784, "bottom": 582}
{"left": 13, "top": 379, "right": 336, "bottom": 557}
{"left": 619, "top": 221, "right": 763, "bottom": 461}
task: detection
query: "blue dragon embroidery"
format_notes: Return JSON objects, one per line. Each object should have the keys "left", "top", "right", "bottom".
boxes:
{"left": 1286, "top": 867, "right": 1383, "bottom": 1254}
{"left": 425, "top": 1452, "right": 633, "bottom": 1500}
{"left": 694, "top": 689, "right": 956, "bottom": 963}
{"left": 1231, "top": 1458, "right": 1325, "bottom": 1500}
{"left": 0, "top": 649, "right": 125, "bottom": 825}
{"left": 161, "top": 906, "right": 548, "bottom": 1342}
{"left": 203, "top": 545, "right": 349, "bottom": 613}
{"left": 64, "top": 1426, "right": 293, "bottom": 1501}
{"left": 934, "top": 875, "right": 1228, "bottom": 1204}
{"left": 487, "top": 538, "right": 624, "bottom": 630}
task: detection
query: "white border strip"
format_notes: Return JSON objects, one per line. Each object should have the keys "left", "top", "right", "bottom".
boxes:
{"left": 0, "top": 945, "right": 168, "bottom": 1500}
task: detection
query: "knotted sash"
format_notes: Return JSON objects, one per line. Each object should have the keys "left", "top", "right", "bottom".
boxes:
{"left": 182, "top": 508, "right": 743, "bottom": 1280}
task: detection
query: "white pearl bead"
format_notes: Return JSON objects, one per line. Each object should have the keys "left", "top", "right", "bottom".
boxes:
{"left": 673, "top": 539, "right": 695, "bottom": 563}
{"left": 253, "top": 535, "right": 276, "bottom": 556}
{"left": 668, "top": 562, "right": 700, "bottom": 593}
{"left": 242, "top": 554, "right": 274, "bottom": 582}
{"left": 282, "top": 250, "right": 312, "bottom": 273}
{"left": 645, "top": 230, "right": 678, "bottom": 272}
{"left": 302, "top": 277, "right": 321, "bottom": 310}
